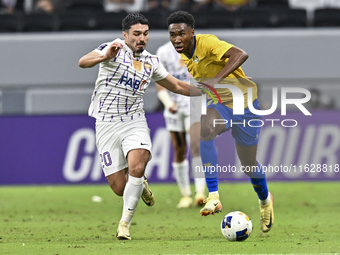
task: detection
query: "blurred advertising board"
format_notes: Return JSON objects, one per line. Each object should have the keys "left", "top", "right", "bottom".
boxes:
{"left": 0, "top": 111, "right": 339, "bottom": 185}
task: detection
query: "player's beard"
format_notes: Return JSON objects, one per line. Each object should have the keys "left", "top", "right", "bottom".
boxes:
{"left": 135, "top": 43, "right": 146, "bottom": 53}
{"left": 135, "top": 46, "right": 145, "bottom": 53}
{"left": 126, "top": 42, "right": 145, "bottom": 53}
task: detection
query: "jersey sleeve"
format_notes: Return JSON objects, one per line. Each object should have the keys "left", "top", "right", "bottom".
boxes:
{"left": 206, "top": 35, "right": 234, "bottom": 60}
{"left": 152, "top": 56, "right": 169, "bottom": 82}
{"left": 93, "top": 39, "right": 122, "bottom": 55}
{"left": 93, "top": 42, "right": 110, "bottom": 55}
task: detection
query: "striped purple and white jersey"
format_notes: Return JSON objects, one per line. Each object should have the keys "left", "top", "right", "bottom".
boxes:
{"left": 89, "top": 39, "right": 168, "bottom": 122}
{"left": 156, "top": 41, "right": 190, "bottom": 114}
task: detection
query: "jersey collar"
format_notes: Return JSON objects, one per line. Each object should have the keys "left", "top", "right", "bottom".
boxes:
{"left": 187, "top": 36, "right": 197, "bottom": 59}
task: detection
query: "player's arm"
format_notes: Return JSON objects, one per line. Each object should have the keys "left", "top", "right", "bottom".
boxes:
{"left": 214, "top": 46, "right": 249, "bottom": 82}
{"left": 78, "top": 51, "right": 107, "bottom": 68}
{"left": 200, "top": 46, "right": 248, "bottom": 89}
{"left": 78, "top": 42, "right": 123, "bottom": 68}
{"left": 156, "top": 83, "right": 178, "bottom": 113}
{"left": 157, "top": 74, "right": 203, "bottom": 97}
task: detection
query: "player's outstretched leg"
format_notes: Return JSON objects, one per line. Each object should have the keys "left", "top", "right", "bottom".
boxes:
{"left": 199, "top": 139, "right": 222, "bottom": 216}
{"left": 116, "top": 175, "right": 144, "bottom": 240}
{"left": 141, "top": 174, "right": 155, "bottom": 206}
{"left": 249, "top": 162, "right": 274, "bottom": 232}
{"left": 236, "top": 143, "right": 274, "bottom": 232}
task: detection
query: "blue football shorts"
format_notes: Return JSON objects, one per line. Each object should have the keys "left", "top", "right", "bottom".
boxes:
{"left": 207, "top": 99, "right": 262, "bottom": 147}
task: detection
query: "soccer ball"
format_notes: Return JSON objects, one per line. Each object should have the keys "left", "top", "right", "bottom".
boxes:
{"left": 221, "top": 211, "right": 252, "bottom": 241}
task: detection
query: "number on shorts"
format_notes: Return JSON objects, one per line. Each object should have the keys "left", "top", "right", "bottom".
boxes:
{"left": 100, "top": 151, "right": 112, "bottom": 167}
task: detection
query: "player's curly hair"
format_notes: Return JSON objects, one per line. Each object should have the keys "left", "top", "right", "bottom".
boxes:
{"left": 122, "top": 13, "right": 149, "bottom": 32}
{"left": 167, "top": 11, "right": 195, "bottom": 29}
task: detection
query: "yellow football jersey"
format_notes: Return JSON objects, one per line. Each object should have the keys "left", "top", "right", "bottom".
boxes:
{"left": 180, "top": 34, "right": 258, "bottom": 109}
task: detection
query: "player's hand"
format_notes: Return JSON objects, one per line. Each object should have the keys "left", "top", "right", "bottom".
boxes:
{"left": 198, "top": 78, "right": 220, "bottom": 92}
{"left": 105, "top": 42, "right": 123, "bottom": 60}
{"left": 169, "top": 103, "right": 178, "bottom": 114}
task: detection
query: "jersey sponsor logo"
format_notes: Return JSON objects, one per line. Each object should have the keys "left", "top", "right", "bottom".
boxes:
{"left": 139, "top": 80, "right": 147, "bottom": 90}
{"left": 193, "top": 55, "right": 199, "bottom": 63}
{"left": 97, "top": 44, "right": 107, "bottom": 51}
{"left": 119, "top": 74, "right": 146, "bottom": 90}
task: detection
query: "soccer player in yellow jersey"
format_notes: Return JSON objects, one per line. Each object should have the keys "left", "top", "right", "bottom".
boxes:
{"left": 167, "top": 11, "right": 274, "bottom": 233}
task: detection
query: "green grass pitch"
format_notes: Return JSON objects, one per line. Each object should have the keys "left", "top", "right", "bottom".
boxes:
{"left": 1, "top": 182, "right": 340, "bottom": 254}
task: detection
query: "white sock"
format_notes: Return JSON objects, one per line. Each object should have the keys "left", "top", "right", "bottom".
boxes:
{"left": 191, "top": 156, "right": 206, "bottom": 193}
{"left": 209, "top": 191, "right": 219, "bottom": 197}
{"left": 260, "top": 195, "right": 270, "bottom": 206}
{"left": 120, "top": 175, "right": 144, "bottom": 224}
{"left": 173, "top": 159, "right": 191, "bottom": 197}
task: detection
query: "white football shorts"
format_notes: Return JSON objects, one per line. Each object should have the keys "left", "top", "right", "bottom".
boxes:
{"left": 163, "top": 97, "right": 201, "bottom": 132}
{"left": 164, "top": 109, "right": 190, "bottom": 132}
{"left": 95, "top": 116, "right": 152, "bottom": 176}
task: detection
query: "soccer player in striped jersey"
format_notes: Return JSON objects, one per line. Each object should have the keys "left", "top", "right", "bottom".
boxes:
{"left": 155, "top": 41, "right": 206, "bottom": 209}
{"left": 166, "top": 11, "right": 274, "bottom": 233}
{"left": 79, "top": 13, "right": 202, "bottom": 240}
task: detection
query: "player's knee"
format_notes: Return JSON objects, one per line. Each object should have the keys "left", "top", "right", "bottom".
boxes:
{"left": 201, "top": 108, "right": 224, "bottom": 140}
{"left": 129, "top": 164, "right": 146, "bottom": 177}
{"left": 200, "top": 124, "right": 217, "bottom": 141}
